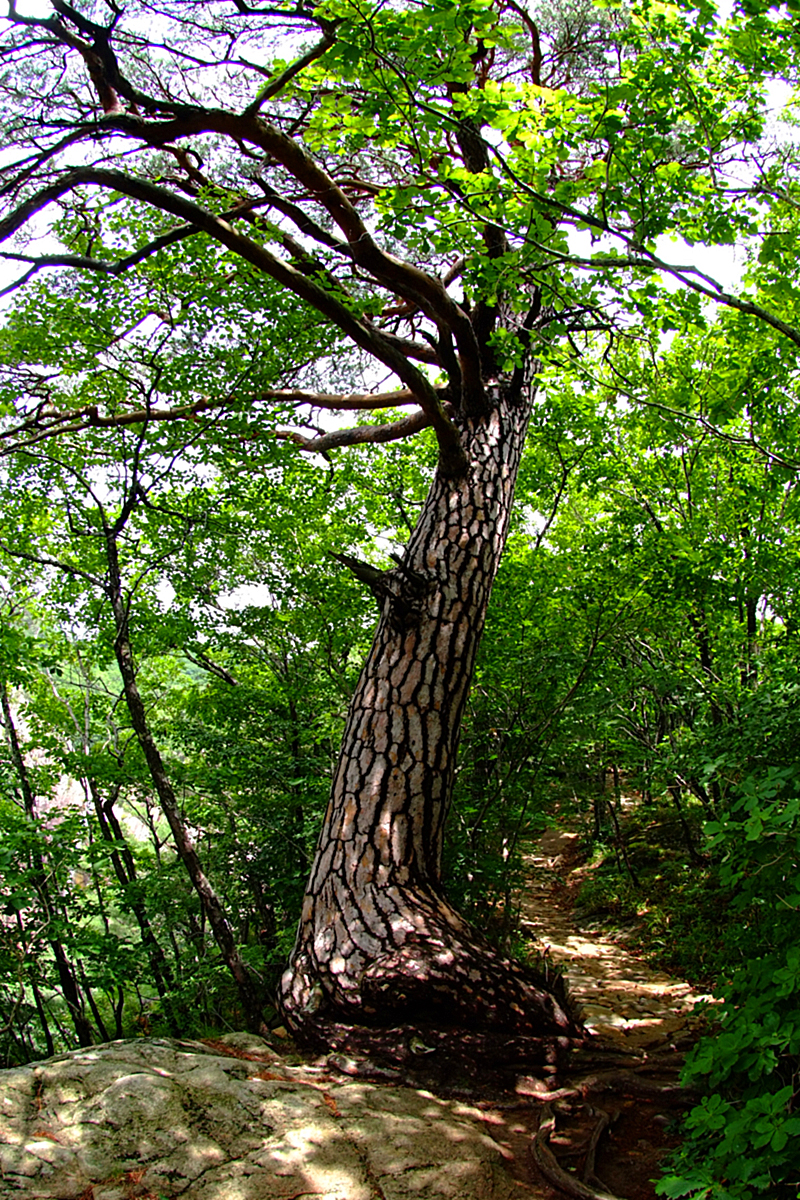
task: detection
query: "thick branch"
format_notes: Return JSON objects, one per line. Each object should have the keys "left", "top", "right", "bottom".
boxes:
{"left": 90, "top": 108, "right": 485, "bottom": 402}
{"left": 0, "top": 197, "right": 273, "bottom": 296}
{"left": 376, "top": 332, "right": 441, "bottom": 365}
{"left": 183, "top": 649, "right": 240, "bottom": 687}
{"left": 276, "top": 409, "right": 431, "bottom": 454}
{"left": 263, "top": 387, "right": 420, "bottom": 410}
{"left": 244, "top": 31, "right": 337, "bottom": 114}
{"left": 0, "top": 168, "right": 467, "bottom": 473}
{"left": 0, "top": 538, "right": 103, "bottom": 588}
{"left": 0, "top": 395, "right": 223, "bottom": 456}
{"left": 253, "top": 178, "right": 350, "bottom": 254}
{"left": 232, "top": 0, "right": 338, "bottom": 36}
{"left": 0, "top": 388, "right": 430, "bottom": 459}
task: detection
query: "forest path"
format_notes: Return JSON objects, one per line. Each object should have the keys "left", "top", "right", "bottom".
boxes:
{"left": 476, "top": 822, "right": 717, "bottom": 1200}
{"left": 520, "top": 827, "right": 713, "bottom": 1051}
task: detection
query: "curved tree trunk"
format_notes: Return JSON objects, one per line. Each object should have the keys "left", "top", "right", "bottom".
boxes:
{"left": 279, "top": 384, "right": 578, "bottom": 1043}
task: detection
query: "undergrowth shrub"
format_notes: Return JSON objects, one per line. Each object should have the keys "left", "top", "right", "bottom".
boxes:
{"left": 574, "top": 813, "right": 729, "bottom": 986}
{"left": 657, "top": 767, "right": 800, "bottom": 1200}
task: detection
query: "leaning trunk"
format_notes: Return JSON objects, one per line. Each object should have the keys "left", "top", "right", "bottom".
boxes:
{"left": 87, "top": 779, "right": 182, "bottom": 1034}
{"left": 280, "top": 386, "right": 577, "bottom": 1041}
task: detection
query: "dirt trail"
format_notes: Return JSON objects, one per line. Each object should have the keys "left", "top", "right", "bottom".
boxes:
{"left": 521, "top": 828, "right": 714, "bottom": 1052}
{"left": 477, "top": 825, "right": 716, "bottom": 1200}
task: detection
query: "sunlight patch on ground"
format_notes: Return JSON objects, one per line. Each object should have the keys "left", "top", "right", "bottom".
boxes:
{"left": 520, "top": 831, "right": 719, "bottom": 1052}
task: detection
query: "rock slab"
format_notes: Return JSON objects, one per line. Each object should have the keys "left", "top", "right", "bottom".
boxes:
{"left": 0, "top": 1037, "right": 524, "bottom": 1200}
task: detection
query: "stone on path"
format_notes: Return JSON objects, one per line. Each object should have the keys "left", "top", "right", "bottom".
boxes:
{"left": 0, "top": 1036, "right": 526, "bottom": 1200}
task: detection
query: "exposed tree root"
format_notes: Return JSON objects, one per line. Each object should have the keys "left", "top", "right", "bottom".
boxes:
{"left": 583, "top": 1106, "right": 618, "bottom": 1192}
{"left": 531, "top": 1103, "right": 626, "bottom": 1200}
{"left": 566, "top": 1068, "right": 699, "bottom": 1107}
{"left": 312, "top": 1031, "right": 695, "bottom": 1198}
{"left": 283, "top": 919, "right": 583, "bottom": 1046}
{"left": 567, "top": 1047, "right": 662, "bottom": 1069}
{"left": 293, "top": 1011, "right": 700, "bottom": 1112}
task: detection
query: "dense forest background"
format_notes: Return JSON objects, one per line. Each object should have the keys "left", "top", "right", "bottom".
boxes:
{"left": 1, "top": 0, "right": 800, "bottom": 1195}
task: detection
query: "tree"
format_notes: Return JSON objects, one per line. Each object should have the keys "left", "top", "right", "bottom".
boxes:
{"left": 0, "top": 618, "right": 96, "bottom": 1049}
{"left": 0, "top": 0, "right": 785, "bottom": 1048}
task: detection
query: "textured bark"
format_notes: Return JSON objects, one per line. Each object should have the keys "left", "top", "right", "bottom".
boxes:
{"left": 279, "top": 385, "right": 578, "bottom": 1041}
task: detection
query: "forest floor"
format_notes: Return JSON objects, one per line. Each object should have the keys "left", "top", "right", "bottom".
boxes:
{"left": 475, "top": 817, "right": 717, "bottom": 1200}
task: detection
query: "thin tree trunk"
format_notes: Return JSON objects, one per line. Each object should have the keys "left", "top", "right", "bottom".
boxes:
{"left": 668, "top": 783, "right": 704, "bottom": 867}
{"left": 30, "top": 977, "right": 55, "bottom": 1058}
{"left": 88, "top": 778, "right": 182, "bottom": 1034}
{"left": 79, "top": 963, "right": 110, "bottom": 1042}
{"left": 112, "top": 986, "right": 125, "bottom": 1039}
{"left": 688, "top": 611, "right": 724, "bottom": 810}
{"left": 280, "top": 388, "right": 577, "bottom": 1041}
{"left": 103, "top": 529, "right": 265, "bottom": 1033}
{"left": 606, "top": 788, "right": 638, "bottom": 888}
{"left": 0, "top": 676, "right": 95, "bottom": 1048}
{"left": 743, "top": 595, "right": 758, "bottom": 688}
{"left": 287, "top": 693, "right": 309, "bottom": 876}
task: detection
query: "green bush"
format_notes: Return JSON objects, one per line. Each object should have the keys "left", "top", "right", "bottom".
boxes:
{"left": 657, "top": 769, "right": 800, "bottom": 1200}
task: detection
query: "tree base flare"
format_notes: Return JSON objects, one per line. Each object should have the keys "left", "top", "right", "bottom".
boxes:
{"left": 314, "top": 1021, "right": 576, "bottom": 1091}
{"left": 280, "top": 927, "right": 584, "bottom": 1068}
